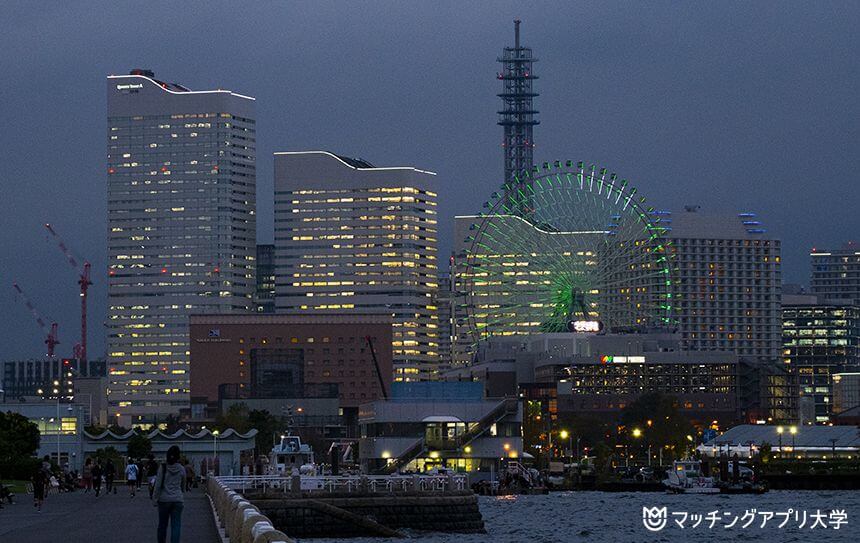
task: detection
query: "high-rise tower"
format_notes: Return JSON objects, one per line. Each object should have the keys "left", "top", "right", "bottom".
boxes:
{"left": 498, "top": 19, "right": 539, "bottom": 212}
{"left": 273, "top": 151, "right": 439, "bottom": 381}
{"left": 107, "top": 70, "right": 256, "bottom": 425}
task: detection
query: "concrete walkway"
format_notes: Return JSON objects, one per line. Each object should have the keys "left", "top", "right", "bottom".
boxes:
{"left": 0, "top": 486, "right": 220, "bottom": 543}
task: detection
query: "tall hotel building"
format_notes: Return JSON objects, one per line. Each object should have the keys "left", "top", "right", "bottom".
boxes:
{"left": 274, "top": 151, "right": 439, "bottom": 381}
{"left": 107, "top": 70, "right": 256, "bottom": 424}
{"left": 666, "top": 207, "right": 782, "bottom": 363}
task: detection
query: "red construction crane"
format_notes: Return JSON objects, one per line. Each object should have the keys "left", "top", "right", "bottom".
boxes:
{"left": 13, "top": 283, "right": 60, "bottom": 357}
{"left": 45, "top": 223, "right": 92, "bottom": 363}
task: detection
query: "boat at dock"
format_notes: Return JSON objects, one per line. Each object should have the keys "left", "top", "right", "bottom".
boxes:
{"left": 267, "top": 434, "right": 316, "bottom": 475}
{"left": 663, "top": 460, "right": 720, "bottom": 494}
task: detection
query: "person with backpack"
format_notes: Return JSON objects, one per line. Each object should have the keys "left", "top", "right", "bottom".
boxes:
{"left": 154, "top": 445, "right": 185, "bottom": 543}
{"left": 125, "top": 457, "right": 139, "bottom": 497}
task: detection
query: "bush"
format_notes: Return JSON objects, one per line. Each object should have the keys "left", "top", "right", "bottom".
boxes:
{"left": 1, "top": 456, "right": 41, "bottom": 481}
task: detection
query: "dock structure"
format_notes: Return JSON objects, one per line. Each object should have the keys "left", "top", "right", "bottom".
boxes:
{"left": 215, "top": 474, "right": 485, "bottom": 538}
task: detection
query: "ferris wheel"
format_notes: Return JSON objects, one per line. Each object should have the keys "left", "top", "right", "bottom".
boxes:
{"left": 460, "top": 160, "right": 676, "bottom": 346}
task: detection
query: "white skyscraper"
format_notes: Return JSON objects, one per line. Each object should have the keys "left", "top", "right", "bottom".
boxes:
{"left": 107, "top": 70, "right": 256, "bottom": 424}
{"left": 274, "top": 151, "right": 439, "bottom": 381}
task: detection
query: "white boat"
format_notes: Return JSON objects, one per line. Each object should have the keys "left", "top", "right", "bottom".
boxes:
{"left": 268, "top": 434, "right": 316, "bottom": 476}
{"left": 663, "top": 460, "right": 719, "bottom": 494}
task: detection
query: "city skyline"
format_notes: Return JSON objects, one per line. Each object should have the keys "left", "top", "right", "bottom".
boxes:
{"left": 2, "top": 1, "right": 859, "bottom": 360}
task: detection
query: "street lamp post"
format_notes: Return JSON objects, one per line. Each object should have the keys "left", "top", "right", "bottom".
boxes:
{"left": 776, "top": 426, "right": 784, "bottom": 458}
{"left": 632, "top": 428, "right": 642, "bottom": 465}
{"left": 213, "top": 430, "right": 220, "bottom": 476}
{"left": 790, "top": 426, "right": 798, "bottom": 457}
{"left": 559, "top": 430, "right": 570, "bottom": 460}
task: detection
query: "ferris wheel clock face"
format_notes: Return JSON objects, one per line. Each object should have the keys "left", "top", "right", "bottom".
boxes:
{"left": 462, "top": 160, "right": 676, "bottom": 346}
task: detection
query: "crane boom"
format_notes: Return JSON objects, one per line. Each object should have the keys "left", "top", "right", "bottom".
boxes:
{"left": 12, "top": 283, "right": 60, "bottom": 357}
{"left": 365, "top": 335, "right": 389, "bottom": 400}
{"left": 44, "top": 223, "right": 92, "bottom": 362}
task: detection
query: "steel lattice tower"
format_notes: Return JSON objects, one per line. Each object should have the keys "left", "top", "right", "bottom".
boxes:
{"left": 498, "top": 19, "right": 539, "bottom": 214}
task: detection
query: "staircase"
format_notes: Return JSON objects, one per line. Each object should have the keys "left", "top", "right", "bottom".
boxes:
{"left": 456, "top": 398, "right": 519, "bottom": 449}
{"left": 377, "top": 436, "right": 425, "bottom": 475}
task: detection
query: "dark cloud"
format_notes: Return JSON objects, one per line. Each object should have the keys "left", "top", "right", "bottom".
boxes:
{"left": 1, "top": 1, "right": 857, "bottom": 358}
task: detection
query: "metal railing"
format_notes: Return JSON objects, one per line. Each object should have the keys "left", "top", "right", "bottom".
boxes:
{"left": 217, "top": 474, "right": 468, "bottom": 494}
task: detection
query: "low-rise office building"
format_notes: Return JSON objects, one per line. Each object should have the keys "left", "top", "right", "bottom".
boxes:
{"left": 189, "top": 314, "right": 393, "bottom": 421}
{"left": 448, "top": 332, "right": 753, "bottom": 426}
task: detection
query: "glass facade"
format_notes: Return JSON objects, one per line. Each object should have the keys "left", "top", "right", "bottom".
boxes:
{"left": 783, "top": 303, "right": 860, "bottom": 422}
{"left": 274, "top": 152, "right": 439, "bottom": 381}
{"left": 107, "top": 73, "right": 255, "bottom": 422}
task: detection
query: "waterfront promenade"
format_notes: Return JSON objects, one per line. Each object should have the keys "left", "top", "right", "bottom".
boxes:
{"left": 0, "top": 487, "right": 219, "bottom": 543}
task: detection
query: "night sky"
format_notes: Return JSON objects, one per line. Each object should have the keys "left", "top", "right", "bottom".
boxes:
{"left": 1, "top": 1, "right": 857, "bottom": 360}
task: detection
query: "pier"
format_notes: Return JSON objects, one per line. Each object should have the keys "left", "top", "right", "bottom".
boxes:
{"left": 212, "top": 474, "right": 485, "bottom": 539}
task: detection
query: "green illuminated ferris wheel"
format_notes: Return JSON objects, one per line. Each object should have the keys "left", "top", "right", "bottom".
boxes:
{"left": 461, "top": 160, "right": 676, "bottom": 345}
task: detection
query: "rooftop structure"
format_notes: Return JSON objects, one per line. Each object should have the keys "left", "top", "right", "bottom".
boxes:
{"left": 498, "top": 19, "right": 539, "bottom": 208}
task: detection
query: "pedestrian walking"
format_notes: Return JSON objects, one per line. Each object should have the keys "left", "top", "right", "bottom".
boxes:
{"left": 183, "top": 460, "right": 195, "bottom": 492}
{"left": 92, "top": 460, "right": 103, "bottom": 497}
{"left": 32, "top": 463, "right": 47, "bottom": 512}
{"left": 126, "top": 458, "right": 139, "bottom": 497}
{"left": 136, "top": 459, "right": 145, "bottom": 490}
{"left": 154, "top": 445, "right": 185, "bottom": 543}
{"left": 105, "top": 459, "right": 116, "bottom": 494}
{"left": 146, "top": 454, "right": 159, "bottom": 499}
{"left": 82, "top": 458, "right": 93, "bottom": 493}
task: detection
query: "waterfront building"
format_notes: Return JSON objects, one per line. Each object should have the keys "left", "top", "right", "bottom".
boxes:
{"left": 188, "top": 313, "right": 393, "bottom": 428}
{"left": 464, "top": 332, "right": 741, "bottom": 427}
{"left": 782, "top": 294, "right": 860, "bottom": 423}
{"left": 698, "top": 424, "right": 860, "bottom": 459}
{"left": 255, "top": 244, "right": 276, "bottom": 313}
{"left": 83, "top": 428, "right": 254, "bottom": 476}
{"left": 107, "top": 69, "right": 256, "bottom": 425}
{"left": 359, "top": 381, "right": 522, "bottom": 474}
{"left": 810, "top": 242, "right": 860, "bottom": 304}
{"left": 665, "top": 206, "right": 782, "bottom": 363}
{"left": 273, "top": 151, "right": 439, "bottom": 381}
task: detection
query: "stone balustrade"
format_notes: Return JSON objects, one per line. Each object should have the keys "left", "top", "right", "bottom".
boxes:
{"left": 207, "top": 476, "right": 294, "bottom": 543}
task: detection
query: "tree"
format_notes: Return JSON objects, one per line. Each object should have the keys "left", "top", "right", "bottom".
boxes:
{"left": 215, "top": 402, "right": 251, "bottom": 433}
{"left": 94, "top": 446, "right": 123, "bottom": 467}
{"left": 247, "top": 409, "right": 279, "bottom": 455}
{"left": 0, "top": 412, "right": 41, "bottom": 479}
{"left": 163, "top": 414, "right": 182, "bottom": 434}
{"left": 127, "top": 432, "right": 152, "bottom": 459}
{"left": 620, "top": 392, "right": 693, "bottom": 463}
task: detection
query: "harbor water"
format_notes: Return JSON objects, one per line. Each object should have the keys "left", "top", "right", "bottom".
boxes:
{"left": 315, "top": 491, "right": 859, "bottom": 542}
